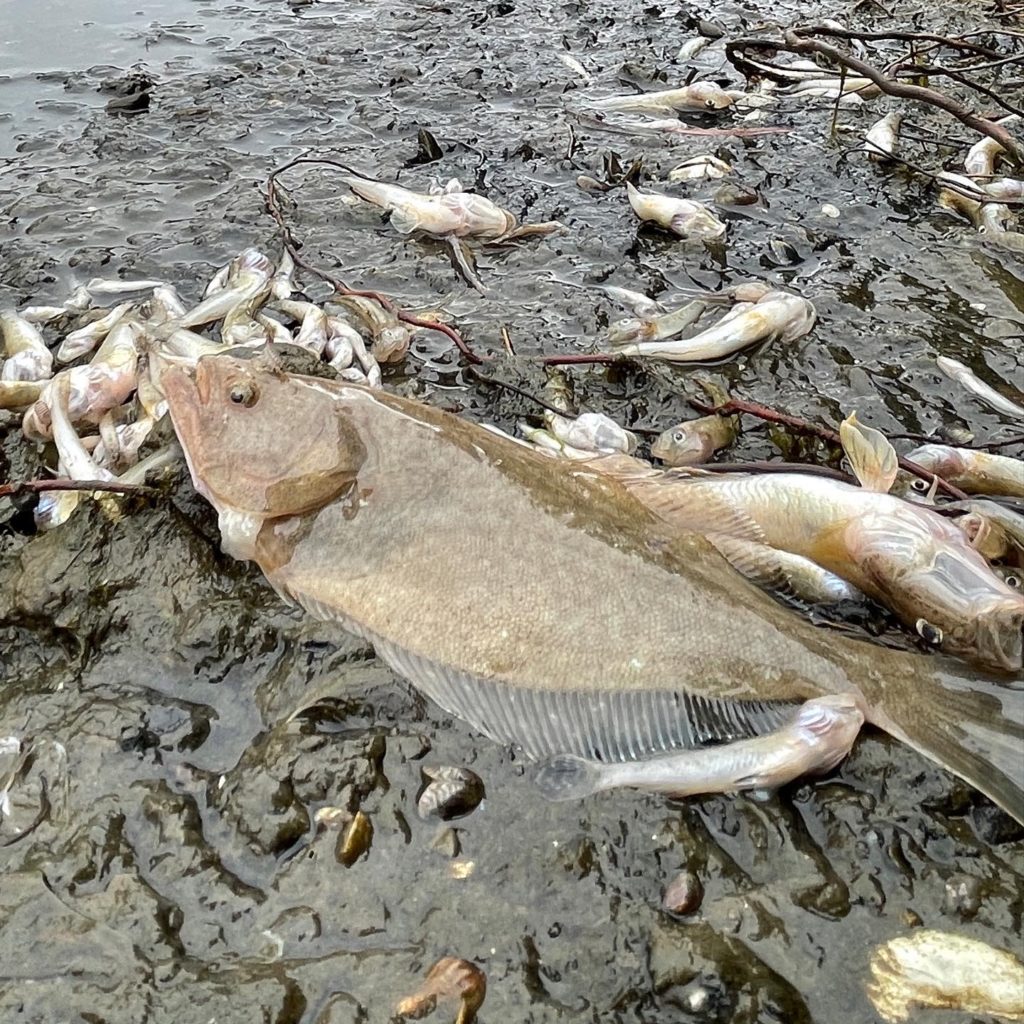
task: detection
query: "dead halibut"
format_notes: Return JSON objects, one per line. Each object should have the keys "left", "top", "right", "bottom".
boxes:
{"left": 163, "top": 355, "right": 1024, "bottom": 821}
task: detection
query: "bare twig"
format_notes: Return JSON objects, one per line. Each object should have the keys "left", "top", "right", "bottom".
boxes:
{"left": 791, "top": 24, "right": 1006, "bottom": 59}
{"left": 688, "top": 397, "right": 970, "bottom": 499}
{"left": 0, "top": 479, "right": 158, "bottom": 500}
{"left": 726, "top": 33, "right": 1024, "bottom": 165}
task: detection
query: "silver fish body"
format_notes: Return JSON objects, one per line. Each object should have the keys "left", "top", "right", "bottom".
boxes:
{"left": 937, "top": 356, "right": 1024, "bottom": 421}
{"left": 591, "top": 82, "right": 734, "bottom": 115}
{"left": 626, "top": 182, "right": 726, "bottom": 240}
{"left": 651, "top": 414, "right": 739, "bottom": 467}
{"left": 0, "top": 310, "right": 53, "bottom": 381}
{"left": 904, "top": 443, "right": 1024, "bottom": 498}
{"left": 865, "top": 112, "right": 901, "bottom": 162}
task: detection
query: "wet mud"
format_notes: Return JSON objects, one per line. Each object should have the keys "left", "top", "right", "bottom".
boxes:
{"left": 1, "top": 0, "right": 1022, "bottom": 1022}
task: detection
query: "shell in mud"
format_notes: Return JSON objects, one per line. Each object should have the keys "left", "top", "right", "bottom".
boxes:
{"left": 867, "top": 929, "right": 1024, "bottom": 1023}
{"left": 417, "top": 765, "right": 485, "bottom": 821}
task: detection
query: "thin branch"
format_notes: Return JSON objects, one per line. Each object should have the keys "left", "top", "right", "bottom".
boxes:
{"left": 466, "top": 367, "right": 574, "bottom": 416}
{"left": 688, "top": 397, "right": 970, "bottom": 500}
{"left": 791, "top": 24, "right": 1006, "bottom": 59}
{"left": 0, "top": 479, "right": 158, "bottom": 499}
{"left": 726, "top": 33, "right": 1024, "bottom": 165}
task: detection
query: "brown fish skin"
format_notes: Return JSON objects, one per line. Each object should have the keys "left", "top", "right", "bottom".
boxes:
{"left": 163, "top": 355, "right": 1024, "bottom": 823}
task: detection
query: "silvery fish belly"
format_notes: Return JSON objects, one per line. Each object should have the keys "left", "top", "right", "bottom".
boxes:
{"left": 162, "top": 355, "right": 1024, "bottom": 822}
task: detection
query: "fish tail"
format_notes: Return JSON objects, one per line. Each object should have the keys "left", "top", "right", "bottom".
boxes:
{"left": 534, "top": 754, "right": 607, "bottom": 802}
{"left": 868, "top": 666, "right": 1024, "bottom": 824}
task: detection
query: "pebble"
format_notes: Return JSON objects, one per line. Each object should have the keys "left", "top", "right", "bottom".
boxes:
{"left": 661, "top": 869, "right": 704, "bottom": 915}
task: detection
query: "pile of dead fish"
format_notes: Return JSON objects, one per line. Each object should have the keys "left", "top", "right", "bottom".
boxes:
{"left": 0, "top": 248, "right": 404, "bottom": 529}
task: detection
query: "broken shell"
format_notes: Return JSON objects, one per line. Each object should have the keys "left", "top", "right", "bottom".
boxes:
{"left": 867, "top": 930, "right": 1024, "bottom": 1023}
{"left": 417, "top": 765, "right": 485, "bottom": 821}
{"left": 335, "top": 810, "right": 373, "bottom": 866}
{"left": 396, "top": 957, "right": 487, "bottom": 1024}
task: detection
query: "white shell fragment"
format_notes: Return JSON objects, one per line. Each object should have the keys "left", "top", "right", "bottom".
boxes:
{"left": 867, "top": 930, "right": 1024, "bottom": 1023}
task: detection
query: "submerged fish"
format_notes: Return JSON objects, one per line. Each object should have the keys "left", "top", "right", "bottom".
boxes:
{"left": 590, "top": 82, "right": 735, "bottom": 115}
{"left": 937, "top": 356, "right": 1024, "bottom": 421}
{"left": 163, "top": 353, "right": 1024, "bottom": 821}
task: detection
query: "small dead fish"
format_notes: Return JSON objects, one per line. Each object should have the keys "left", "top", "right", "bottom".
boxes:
{"left": 0, "top": 310, "right": 53, "bottom": 382}
{"left": 937, "top": 356, "right": 1024, "bottom": 421}
{"left": 591, "top": 82, "right": 735, "bottom": 115}
{"left": 57, "top": 301, "right": 135, "bottom": 363}
{"left": 612, "top": 291, "right": 815, "bottom": 361}
{"left": 676, "top": 36, "right": 711, "bottom": 60}
{"left": 544, "top": 411, "right": 638, "bottom": 455}
{"left": 784, "top": 77, "right": 879, "bottom": 99}
{"left": 667, "top": 154, "right": 732, "bottom": 182}
{"left": 867, "top": 930, "right": 1024, "bottom": 1023}
{"left": 85, "top": 277, "right": 163, "bottom": 295}
{"left": 626, "top": 182, "right": 726, "bottom": 240}
{"left": 651, "top": 413, "right": 739, "bottom": 466}
{"left": 984, "top": 178, "right": 1024, "bottom": 202}
{"left": 23, "top": 320, "right": 140, "bottom": 440}
{"left": 332, "top": 295, "right": 413, "bottom": 364}
{"left": 0, "top": 379, "right": 47, "bottom": 410}
{"left": 936, "top": 172, "right": 988, "bottom": 227}
{"left": 178, "top": 249, "right": 273, "bottom": 328}
{"left": 535, "top": 694, "right": 864, "bottom": 800}
{"left": 19, "top": 305, "right": 68, "bottom": 325}
{"left": 600, "top": 285, "right": 665, "bottom": 318}
{"left": 903, "top": 444, "right": 1024, "bottom": 498}
{"left": 150, "top": 285, "right": 188, "bottom": 322}
{"left": 965, "top": 122, "right": 1016, "bottom": 178}
{"left": 344, "top": 174, "right": 520, "bottom": 240}
{"left": 271, "top": 249, "right": 297, "bottom": 301}
{"left": 710, "top": 534, "right": 868, "bottom": 606}
{"left": 865, "top": 112, "right": 902, "bottom": 163}
{"left": 396, "top": 957, "right": 487, "bottom": 1024}
{"left": 559, "top": 52, "right": 593, "bottom": 85}
{"left": 417, "top": 765, "right": 485, "bottom": 820}
{"left": 608, "top": 300, "right": 708, "bottom": 347}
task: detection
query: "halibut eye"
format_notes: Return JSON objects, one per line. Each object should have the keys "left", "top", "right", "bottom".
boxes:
{"left": 911, "top": 478, "right": 929, "bottom": 492}
{"left": 229, "top": 381, "right": 259, "bottom": 407}
{"left": 673, "top": 431, "right": 685, "bottom": 442}
{"left": 1005, "top": 573, "right": 1022, "bottom": 590}
{"left": 915, "top": 618, "right": 943, "bottom": 646}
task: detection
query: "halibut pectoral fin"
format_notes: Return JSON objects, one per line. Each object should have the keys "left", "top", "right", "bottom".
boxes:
{"left": 534, "top": 695, "right": 864, "bottom": 802}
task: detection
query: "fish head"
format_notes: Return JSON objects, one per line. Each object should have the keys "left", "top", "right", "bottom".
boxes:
{"left": 651, "top": 424, "right": 708, "bottom": 466}
{"left": 163, "top": 352, "right": 366, "bottom": 519}
{"left": 689, "top": 82, "right": 734, "bottom": 110}
{"left": 853, "top": 516, "right": 1024, "bottom": 671}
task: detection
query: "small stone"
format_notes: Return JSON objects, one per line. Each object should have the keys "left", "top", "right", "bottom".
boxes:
{"left": 431, "top": 827, "right": 461, "bottom": 859}
{"left": 942, "top": 874, "right": 984, "bottom": 920}
{"left": 821, "top": 203, "right": 841, "bottom": 218}
{"left": 661, "top": 870, "right": 704, "bottom": 915}
{"left": 335, "top": 811, "right": 373, "bottom": 867}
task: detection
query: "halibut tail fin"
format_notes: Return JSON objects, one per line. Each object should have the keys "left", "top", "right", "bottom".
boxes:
{"left": 871, "top": 669, "right": 1024, "bottom": 825}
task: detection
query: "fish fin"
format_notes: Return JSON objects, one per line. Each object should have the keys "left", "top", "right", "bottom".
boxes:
{"left": 708, "top": 534, "right": 803, "bottom": 604}
{"left": 534, "top": 755, "right": 605, "bottom": 801}
{"left": 625, "top": 476, "right": 767, "bottom": 544}
{"left": 389, "top": 207, "right": 421, "bottom": 235}
{"left": 870, "top": 670, "right": 1024, "bottom": 825}
{"left": 840, "top": 412, "right": 898, "bottom": 493}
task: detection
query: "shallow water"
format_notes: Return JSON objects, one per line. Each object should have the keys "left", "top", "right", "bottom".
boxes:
{"left": 1, "top": 0, "right": 1023, "bottom": 1021}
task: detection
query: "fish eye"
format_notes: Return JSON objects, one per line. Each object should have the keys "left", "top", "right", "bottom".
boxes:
{"left": 704, "top": 99, "right": 718, "bottom": 109}
{"left": 228, "top": 381, "right": 260, "bottom": 407}
{"left": 672, "top": 431, "right": 685, "bottom": 442}
{"left": 911, "top": 478, "right": 929, "bottom": 492}
{"left": 915, "top": 618, "right": 943, "bottom": 646}
{"left": 1004, "top": 573, "right": 1022, "bottom": 589}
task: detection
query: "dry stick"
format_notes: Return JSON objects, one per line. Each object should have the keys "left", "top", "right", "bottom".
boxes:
{"left": 791, "top": 24, "right": 1007, "bottom": 59}
{"left": 0, "top": 479, "right": 158, "bottom": 500}
{"left": 726, "top": 33, "right": 1024, "bottom": 165}
{"left": 688, "top": 397, "right": 970, "bottom": 500}
{"left": 903, "top": 63, "right": 1024, "bottom": 119}
{"left": 264, "top": 159, "right": 486, "bottom": 365}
